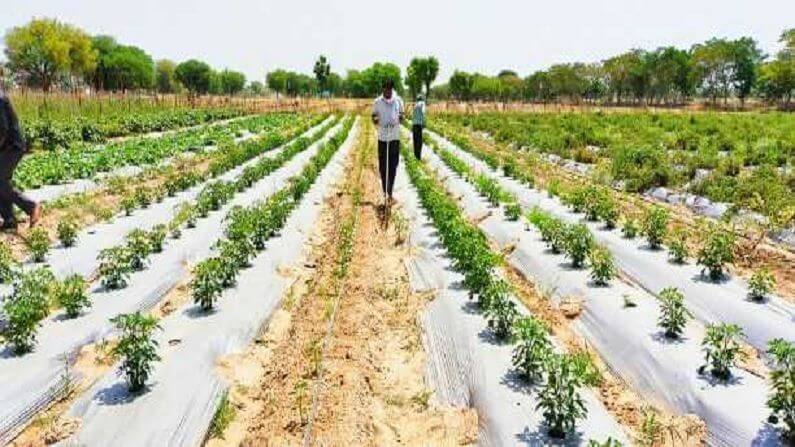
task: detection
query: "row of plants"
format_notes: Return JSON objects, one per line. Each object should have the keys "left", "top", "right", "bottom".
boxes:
{"left": 436, "top": 113, "right": 794, "bottom": 226}
{"left": 402, "top": 141, "right": 607, "bottom": 441}
{"left": 15, "top": 112, "right": 304, "bottom": 190}
{"left": 97, "top": 116, "right": 343, "bottom": 292}
{"left": 21, "top": 107, "right": 246, "bottom": 152}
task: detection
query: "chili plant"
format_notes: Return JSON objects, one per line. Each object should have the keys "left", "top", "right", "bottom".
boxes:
{"left": 564, "top": 224, "right": 593, "bottom": 268}
{"left": 504, "top": 202, "right": 522, "bottom": 221}
{"left": 484, "top": 293, "right": 519, "bottom": 340}
{"left": 622, "top": 218, "right": 638, "bottom": 239}
{"left": 748, "top": 267, "right": 776, "bottom": 301}
{"left": 56, "top": 274, "right": 90, "bottom": 318}
{"left": 588, "top": 245, "right": 616, "bottom": 286}
{"left": 537, "top": 353, "right": 588, "bottom": 439}
{"left": 697, "top": 228, "right": 735, "bottom": 281}
{"left": 110, "top": 312, "right": 161, "bottom": 392}
{"left": 148, "top": 224, "right": 167, "bottom": 253}
{"left": 700, "top": 323, "right": 745, "bottom": 381}
{"left": 0, "top": 242, "right": 18, "bottom": 283}
{"left": 642, "top": 206, "right": 668, "bottom": 249}
{"left": 666, "top": 228, "right": 689, "bottom": 264}
{"left": 98, "top": 246, "right": 133, "bottom": 289}
{"left": 191, "top": 257, "right": 225, "bottom": 311}
{"left": 658, "top": 287, "right": 690, "bottom": 339}
{"left": 57, "top": 217, "right": 79, "bottom": 247}
{"left": 766, "top": 338, "right": 795, "bottom": 440}
{"left": 125, "top": 229, "right": 152, "bottom": 270}
{"left": 3, "top": 267, "right": 56, "bottom": 353}
{"left": 511, "top": 316, "right": 552, "bottom": 383}
{"left": 26, "top": 228, "right": 51, "bottom": 263}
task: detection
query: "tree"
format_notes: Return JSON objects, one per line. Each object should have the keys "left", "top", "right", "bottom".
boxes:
{"left": 407, "top": 56, "right": 439, "bottom": 98}
{"left": 449, "top": 70, "right": 474, "bottom": 101}
{"left": 731, "top": 37, "right": 765, "bottom": 106}
{"left": 219, "top": 69, "right": 246, "bottom": 95}
{"left": 266, "top": 69, "right": 289, "bottom": 98}
{"left": 155, "top": 59, "right": 179, "bottom": 93}
{"left": 405, "top": 63, "right": 423, "bottom": 99}
{"left": 101, "top": 45, "right": 155, "bottom": 91}
{"left": 4, "top": 18, "right": 97, "bottom": 91}
{"left": 313, "top": 55, "right": 330, "bottom": 93}
{"left": 175, "top": 59, "right": 213, "bottom": 96}
{"left": 248, "top": 80, "right": 264, "bottom": 95}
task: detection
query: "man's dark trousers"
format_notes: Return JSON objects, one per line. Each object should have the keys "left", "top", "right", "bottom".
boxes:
{"left": 0, "top": 148, "right": 35, "bottom": 223}
{"left": 412, "top": 124, "right": 423, "bottom": 160}
{"left": 377, "top": 140, "right": 400, "bottom": 197}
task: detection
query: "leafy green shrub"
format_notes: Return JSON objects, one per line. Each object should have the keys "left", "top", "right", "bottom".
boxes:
{"left": 216, "top": 239, "right": 255, "bottom": 270}
{"left": 56, "top": 274, "right": 90, "bottom": 318}
{"left": 134, "top": 186, "right": 152, "bottom": 208}
{"left": 666, "top": 229, "right": 689, "bottom": 264}
{"left": 511, "top": 317, "right": 552, "bottom": 383}
{"left": 766, "top": 339, "right": 795, "bottom": 440}
{"left": 110, "top": 312, "right": 161, "bottom": 392}
{"left": 125, "top": 229, "right": 152, "bottom": 271}
{"left": 658, "top": 287, "right": 690, "bottom": 339}
{"left": 537, "top": 354, "right": 588, "bottom": 439}
{"left": 0, "top": 242, "right": 18, "bottom": 283}
{"left": 26, "top": 228, "right": 51, "bottom": 263}
{"left": 564, "top": 224, "right": 593, "bottom": 268}
{"left": 535, "top": 214, "right": 567, "bottom": 254}
{"left": 57, "top": 217, "right": 79, "bottom": 247}
{"left": 191, "top": 257, "right": 225, "bottom": 311}
{"left": 120, "top": 195, "right": 137, "bottom": 216}
{"left": 588, "top": 245, "right": 616, "bottom": 286}
{"left": 700, "top": 323, "right": 745, "bottom": 381}
{"left": 595, "top": 195, "right": 618, "bottom": 229}
{"left": 484, "top": 293, "right": 519, "bottom": 340}
{"left": 642, "top": 206, "right": 669, "bottom": 249}
{"left": 148, "top": 224, "right": 167, "bottom": 253}
{"left": 748, "top": 267, "right": 776, "bottom": 301}
{"left": 622, "top": 219, "right": 638, "bottom": 239}
{"left": 3, "top": 268, "right": 56, "bottom": 353}
{"left": 504, "top": 202, "right": 522, "bottom": 221}
{"left": 98, "top": 246, "right": 133, "bottom": 289}
{"left": 697, "top": 228, "right": 735, "bottom": 280}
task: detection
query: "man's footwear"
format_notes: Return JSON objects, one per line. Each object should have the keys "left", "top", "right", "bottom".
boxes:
{"left": 29, "top": 204, "right": 41, "bottom": 228}
{"left": 1, "top": 222, "right": 17, "bottom": 232}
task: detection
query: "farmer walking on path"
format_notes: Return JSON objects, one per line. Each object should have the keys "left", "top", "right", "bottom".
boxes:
{"left": 412, "top": 94, "right": 426, "bottom": 160}
{"left": 371, "top": 79, "right": 404, "bottom": 206}
{"left": 0, "top": 91, "right": 40, "bottom": 230}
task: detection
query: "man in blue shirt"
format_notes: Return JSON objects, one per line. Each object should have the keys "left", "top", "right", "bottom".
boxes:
{"left": 411, "top": 94, "right": 426, "bottom": 160}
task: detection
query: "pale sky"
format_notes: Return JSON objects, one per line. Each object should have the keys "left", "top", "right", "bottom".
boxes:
{"left": 1, "top": 0, "right": 793, "bottom": 85}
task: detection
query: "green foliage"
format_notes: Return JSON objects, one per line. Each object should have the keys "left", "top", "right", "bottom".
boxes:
{"left": 56, "top": 274, "right": 90, "bottom": 318}
{"left": 57, "top": 217, "right": 79, "bottom": 247}
{"left": 484, "top": 293, "right": 519, "bottom": 340}
{"left": 666, "top": 229, "right": 689, "bottom": 264}
{"left": 110, "top": 312, "right": 161, "bottom": 392}
{"left": 537, "top": 354, "right": 588, "bottom": 439}
{"left": 175, "top": 59, "right": 214, "bottom": 95}
{"left": 642, "top": 206, "right": 669, "bottom": 249}
{"left": 621, "top": 218, "right": 639, "bottom": 239}
{"left": 209, "top": 391, "right": 236, "bottom": 439}
{"left": 2, "top": 268, "right": 56, "bottom": 353}
{"left": 134, "top": 186, "right": 152, "bottom": 208}
{"left": 563, "top": 224, "right": 593, "bottom": 268}
{"left": 504, "top": 202, "right": 522, "bottom": 221}
{"left": 191, "top": 257, "right": 225, "bottom": 311}
{"left": 121, "top": 195, "right": 137, "bottom": 216}
{"left": 658, "top": 287, "right": 690, "bottom": 339}
{"left": 98, "top": 246, "right": 133, "bottom": 290}
{"left": 697, "top": 228, "right": 735, "bottom": 280}
{"left": 588, "top": 245, "right": 616, "bottom": 286}
{"left": 148, "top": 224, "right": 167, "bottom": 253}
{"left": 512, "top": 317, "right": 553, "bottom": 383}
{"left": 766, "top": 339, "right": 795, "bottom": 440}
{"left": 26, "top": 228, "right": 51, "bottom": 262}
{"left": 125, "top": 229, "right": 152, "bottom": 271}
{"left": 0, "top": 242, "right": 19, "bottom": 283}
{"left": 700, "top": 323, "right": 745, "bottom": 381}
{"left": 748, "top": 267, "right": 776, "bottom": 301}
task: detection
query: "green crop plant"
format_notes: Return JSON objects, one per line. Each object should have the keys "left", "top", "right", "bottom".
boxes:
{"left": 658, "top": 287, "right": 690, "bottom": 339}
{"left": 766, "top": 339, "right": 795, "bottom": 440}
{"left": 700, "top": 323, "right": 745, "bottom": 381}
{"left": 191, "top": 257, "right": 226, "bottom": 311}
{"left": 98, "top": 246, "right": 133, "bottom": 289}
{"left": 216, "top": 239, "right": 255, "bottom": 270}
{"left": 748, "top": 267, "right": 776, "bottom": 301}
{"left": 3, "top": 267, "right": 56, "bottom": 353}
{"left": 110, "top": 312, "right": 161, "bottom": 392}
{"left": 120, "top": 195, "right": 137, "bottom": 216}
{"left": 595, "top": 194, "right": 618, "bottom": 229}
{"left": 588, "top": 245, "right": 616, "bottom": 286}
{"left": 666, "top": 228, "right": 689, "bottom": 264}
{"left": 564, "top": 224, "right": 593, "bottom": 268}
{"left": 697, "top": 228, "right": 735, "bottom": 281}
{"left": 57, "top": 217, "right": 79, "bottom": 247}
{"left": 125, "top": 229, "right": 152, "bottom": 271}
{"left": 134, "top": 186, "right": 152, "bottom": 208}
{"left": 622, "top": 218, "right": 638, "bottom": 239}
{"left": 56, "top": 274, "right": 91, "bottom": 318}
{"left": 26, "top": 228, "right": 51, "bottom": 263}
{"left": 0, "top": 242, "right": 18, "bottom": 283}
{"left": 484, "top": 293, "right": 519, "bottom": 340}
{"left": 642, "top": 206, "right": 669, "bottom": 249}
{"left": 537, "top": 353, "right": 588, "bottom": 439}
{"left": 505, "top": 202, "right": 522, "bottom": 221}
{"left": 511, "top": 316, "right": 552, "bottom": 383}
{"left": 148, "top": 224, "right": 168, "bottom": 253}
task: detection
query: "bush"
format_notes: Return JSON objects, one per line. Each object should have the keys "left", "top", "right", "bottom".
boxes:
{"left": 658, "top": 287, "right": 690, "bottom": 339}
{"left": 564, "top": 224, "right": 593, "bottom": 268}
{"left": 110, "top": 312, "right": 161, "bottom": 392}
{"left": 57, "top": 217, "right": 79, "bottom": 247}
{"left": 135, "top": 186, "right": 152, "bottom": 208}
{"left": 191, "top": 257, "right": 225, "bottom": 311}
{"left": 748, "top": 267, "right": 776, "bottom": 301}
{"left": 148, "top": 224, "right": 168, "bottom": 253}
{"left": 666, "top": 229, "right": 689, "bottom": 264}
{"left": 642, "top": 206, "right": 669, "bottom": 249}
{"left": 697, "top": 228, "right": 735, "bottom": 280}
{"left": 595, "top": 195, "right": 618, "bottom": 229}
{"left": 766, "top": 339, "right": 795, "bottom": 440}
{"left": 125, "top": 229, "right": 152, "bottom": 271}
{"left": 98, "top": 246, "right": 133, "bottom": 290}
{"left": 3, "top": 268, "right": 56, "bottom": 353}
{"left": 588, "top": 245, "right": 616, "bottom": 286}
{"left": 622, "top": 219, "right": 639, "bottom": 239}
{"left": 120, "top": 195, "right": 137, "bottom": 216}
{"left": 484, "top": 293, "right": 519, "bottom": 340}
{"left": 512, "top": 317, "right": 552, "bottom": 383}
{"left": 700, "top": 323, "right": 745, "bottom": 381}
{"left": 26, "top": 228, "right": 51, "bottom": 263}
{"left": 56, "top": 274, "right": 90, "bottom": 318}
{"left": 537, "top": 354, "right": 588, "bottom": 439}
{"left": 504, "top": 202, "right": 522, "bottom": 221}
{"left": 0, "top": 242, "right": 18, "bottom": 283}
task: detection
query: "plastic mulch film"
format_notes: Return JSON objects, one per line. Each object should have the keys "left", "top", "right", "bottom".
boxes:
{"left": 0, "top": 118, "right": 340, "bottom": 446}
{"left": 422, "top": 143, "right": 784, "bottom": 446}
{"left": 397, "top": 155, "right": 629, "bottom": 446}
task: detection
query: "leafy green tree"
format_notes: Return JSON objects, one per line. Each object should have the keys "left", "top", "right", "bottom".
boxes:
{"left": 407, "top": 56, "right": 440, "bottom": 98}
{"left": 405, "top": 63, "right": 423, "bottom": 99}
{"left": 4, "top": 18, "right": 97, "bottom": 91}
{"left": 100, "top": 43, "right": 155, "bottom": 91}
{"left": 155, "top": 59, "right": 179, "bottom": 93}
{"left": 449, "top": 70, "right": 474, "bottom": 101}
{"left": 266, "top": 69, "right": 289, "bottom": 98}
{"left": 175, "top": 59, "right": 213, "bottom": 96}
{"left": 731, "top": 37, "right": 765, "bottom": 107}
{"left": 313, "top": 55, "right": 331, "bottom": 93}
{"left": 219, "top": 69, "right": 246, "bottom": 95}
{"left": 248, "top": 80, "right": 264, "bottom": 95}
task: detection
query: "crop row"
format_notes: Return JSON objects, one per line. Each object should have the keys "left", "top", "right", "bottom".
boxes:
{"left": 15, "top": 112, "right": 302, "bottom": 190}
{"left": 21, "top": 107, "right": 246, "bottom": 151}
{"left": 422, "top": 130, "right": 795, "bottom": 441}
{"left": 1, "top": 116, "right": 341, "bottom": 355}
{"left": 438, "top": 112, "right": 794, "bottom": 222}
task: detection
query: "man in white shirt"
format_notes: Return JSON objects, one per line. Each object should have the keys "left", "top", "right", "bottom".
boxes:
{"left": 371, "top": 79, "right": 404, "bottom": 205}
